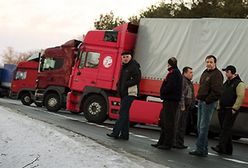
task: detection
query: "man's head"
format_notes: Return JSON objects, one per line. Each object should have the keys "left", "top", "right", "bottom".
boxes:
{"left": 205, "top": 55, "right": 217, "bottom": 70}
{"left": 168, "top": 57, "right": 177, "bottom": 68}
{"left": 182, "top": 66, "right": 193, "bottom": 80}
{"left": 121, "top": 51, "right": 132, "bottom": 64}
{"left": 222, "top": 65, "right": 236, "bottom": 80}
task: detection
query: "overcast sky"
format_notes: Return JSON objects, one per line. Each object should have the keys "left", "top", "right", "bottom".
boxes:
{"left": 0, "top": 0, "right": 162, "bottom": 63}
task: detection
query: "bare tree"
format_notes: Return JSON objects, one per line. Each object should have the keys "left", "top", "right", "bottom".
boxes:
{"left": 1, "top": 47, "right": 39, "bottom": 65}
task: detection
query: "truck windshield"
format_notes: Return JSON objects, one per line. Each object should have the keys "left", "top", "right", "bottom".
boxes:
{"left": 85, "top": 52, "right": 100, "bottom": 68}
{"left": 27, "top": 53, "right": 40, "bottom": 61}
{"left": 41, "top": 57, "right": 64, "bottom": 71}
{"left": 79, "top": 52, "right": 86, "bottom": 68}
{"left": 78, "top": 51, "right": 100, "bottom": 69}
{"left": 15, "top": 71, "right": 27, "bottom": 80}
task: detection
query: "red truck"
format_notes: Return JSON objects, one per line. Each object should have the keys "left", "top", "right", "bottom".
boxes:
{"left": 67, "top": 18, "right": 248, "bottom": 138}
{"left": 34, "top": 40, "right": 81, "bottom": 112}
{"left": 10, "top": 55, "right": 39, "bottom": 105}
{"left": 66, "top": 23, "right": 162, "bottom": 125}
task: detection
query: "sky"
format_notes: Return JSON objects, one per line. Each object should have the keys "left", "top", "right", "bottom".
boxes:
{"left": 0, "top": 0, "right": 162, "bottom": 64}
{"left": 0, "top": 104, "right": 165, "bottom": 168}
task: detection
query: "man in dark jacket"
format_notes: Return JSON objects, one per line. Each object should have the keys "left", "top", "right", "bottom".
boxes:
{"left": 174, "top": 66, "right": 195, "bottom": 149}
{"left": 107, "top": 51, "right": 141, "bottom": 140}
{"left": 189, "top": 55, "right": 223, "bottom": 157}
{"left": 212, "top": 65, "right": 245, "bottom": 155}
{"left": 151, "top": 57, "right": 182, "bottom": 150}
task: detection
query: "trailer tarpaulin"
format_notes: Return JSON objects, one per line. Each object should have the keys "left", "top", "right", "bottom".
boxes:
{"left": 134, "top": 18, "right": 248, "bottom": 85}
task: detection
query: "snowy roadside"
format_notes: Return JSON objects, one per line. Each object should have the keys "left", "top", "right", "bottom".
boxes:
{"left": 0, "top": 106, "right": 166, "bottom": 168}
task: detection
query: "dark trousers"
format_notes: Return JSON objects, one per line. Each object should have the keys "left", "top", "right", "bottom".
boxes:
{"left": 113, "top": 96, "right": 135, "bottom": 138}
{"left": 217, "top": 108, "right": 239, "bottom": 154}
{"left": 157, "top": 101, "right": 179, "bottom": 148}
{"left": 174, "top": 106, "right": 189, "bottom": 146}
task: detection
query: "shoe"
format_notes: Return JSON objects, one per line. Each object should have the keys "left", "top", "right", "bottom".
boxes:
{"left": 173, "top": 145, "right": 188, "bottom": 149}
{"left": 224, "top": 152, "right": 232, "bottom": 156}
{"left": 211, "top": 146, "right": 222, "bottom": 154}
{"left": 157, "top": 145, "right": 171, "bottom": 150}
{"left": 106, "top": 133, "right": 118, "bottom": 139}
{"left": 119, "top": 136, "right": 129, "bottom": 140}
{"left": 151, "top": 143, "right": 159, "bottom": 148}
{"left": 189, "top": 150, "right": 207, "bottom": 157}
{"left": 211, "top": 146, "right": 232, "bottom": 155}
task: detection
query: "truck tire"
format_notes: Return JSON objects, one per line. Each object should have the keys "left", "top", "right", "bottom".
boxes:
{"left": 20, "top": 93, "right": 33, "bottom": 106}
{"left": 83, "top": 95, "right": 107, "bottom": 123}
{"left": 44, "top": 93, "right": 61, "bottom": 112}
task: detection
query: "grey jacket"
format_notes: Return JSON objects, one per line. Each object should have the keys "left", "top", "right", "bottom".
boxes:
{"left": 180, "top": 76, "right": 195, "bottom": 110}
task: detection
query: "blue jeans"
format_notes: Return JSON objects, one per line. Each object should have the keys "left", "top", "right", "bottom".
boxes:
{"left": 195, "top": 101, "right": 217, "bottom": 154}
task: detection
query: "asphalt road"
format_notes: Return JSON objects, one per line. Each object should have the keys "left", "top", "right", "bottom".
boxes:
{"left": 1, "top": 98, "right": 248, "bottom": 168}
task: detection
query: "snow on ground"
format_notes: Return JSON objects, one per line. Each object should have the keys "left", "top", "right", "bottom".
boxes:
{"left": 0, "top": 106, "right": 166, "bottom": 168}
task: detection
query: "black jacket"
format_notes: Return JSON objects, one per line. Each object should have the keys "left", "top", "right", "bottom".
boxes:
{"left": 220, "top": 75, "right": 242, "bottom": 108}
{"left": 117, "top": 59, "right": 141, "bottom": 98}
{"left": 160, "top": 66, "right": 182, "bottom": 102}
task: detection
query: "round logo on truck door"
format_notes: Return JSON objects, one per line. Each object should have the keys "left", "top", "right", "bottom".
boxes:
{"left": 103, "top": 56, "right": 113, "bottom": 68}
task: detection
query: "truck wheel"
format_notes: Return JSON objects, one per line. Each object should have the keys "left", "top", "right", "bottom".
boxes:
{"left": 44, "top": 93, "right": 61, "bottom": 112}
{"left": 20, "top": 93, "right": 33, "bottom": 106}
{"left": 83, "top": 95, "right": 107, "bottom": 123}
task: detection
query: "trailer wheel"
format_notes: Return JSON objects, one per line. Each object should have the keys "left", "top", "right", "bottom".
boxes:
{"left": 44, "top": 93, "right": 61, "bottom": 112}
{"left": 20, "top": 93, "right": 33, "bottom": 106}
{"left": 83, "top": 95, "right": 107, "bottom": 123}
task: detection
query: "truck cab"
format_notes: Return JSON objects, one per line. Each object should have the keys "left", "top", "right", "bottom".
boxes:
{"left": 67, "top": 23, "right": 138, "bottom": 122}
{"left": 35, "top": 40, "right": 81, "bottom": 112}
{"left": 10, "top": 54, "right": 39, "bottom": 106}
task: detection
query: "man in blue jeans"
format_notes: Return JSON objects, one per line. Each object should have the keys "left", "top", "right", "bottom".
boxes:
{"left": 107, "top": 51, "right": 141, "bottom": 140}
{"left": 189, "top": 55, "right": 223, "bottom": 157}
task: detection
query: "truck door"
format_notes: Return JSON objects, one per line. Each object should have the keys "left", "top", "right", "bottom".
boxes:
{"left": 96, "top": 51, "right": 118, "bottom": 89}
{"left": 72, "top": 50, "right": 101, "bottom": 91}
{"left": 38, "top": 56, "right": 65, "bottom": 88}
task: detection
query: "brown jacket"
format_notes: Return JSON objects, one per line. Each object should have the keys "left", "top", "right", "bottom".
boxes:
{"left": 197, "top": 68, "right": 223, "bottom": 104}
